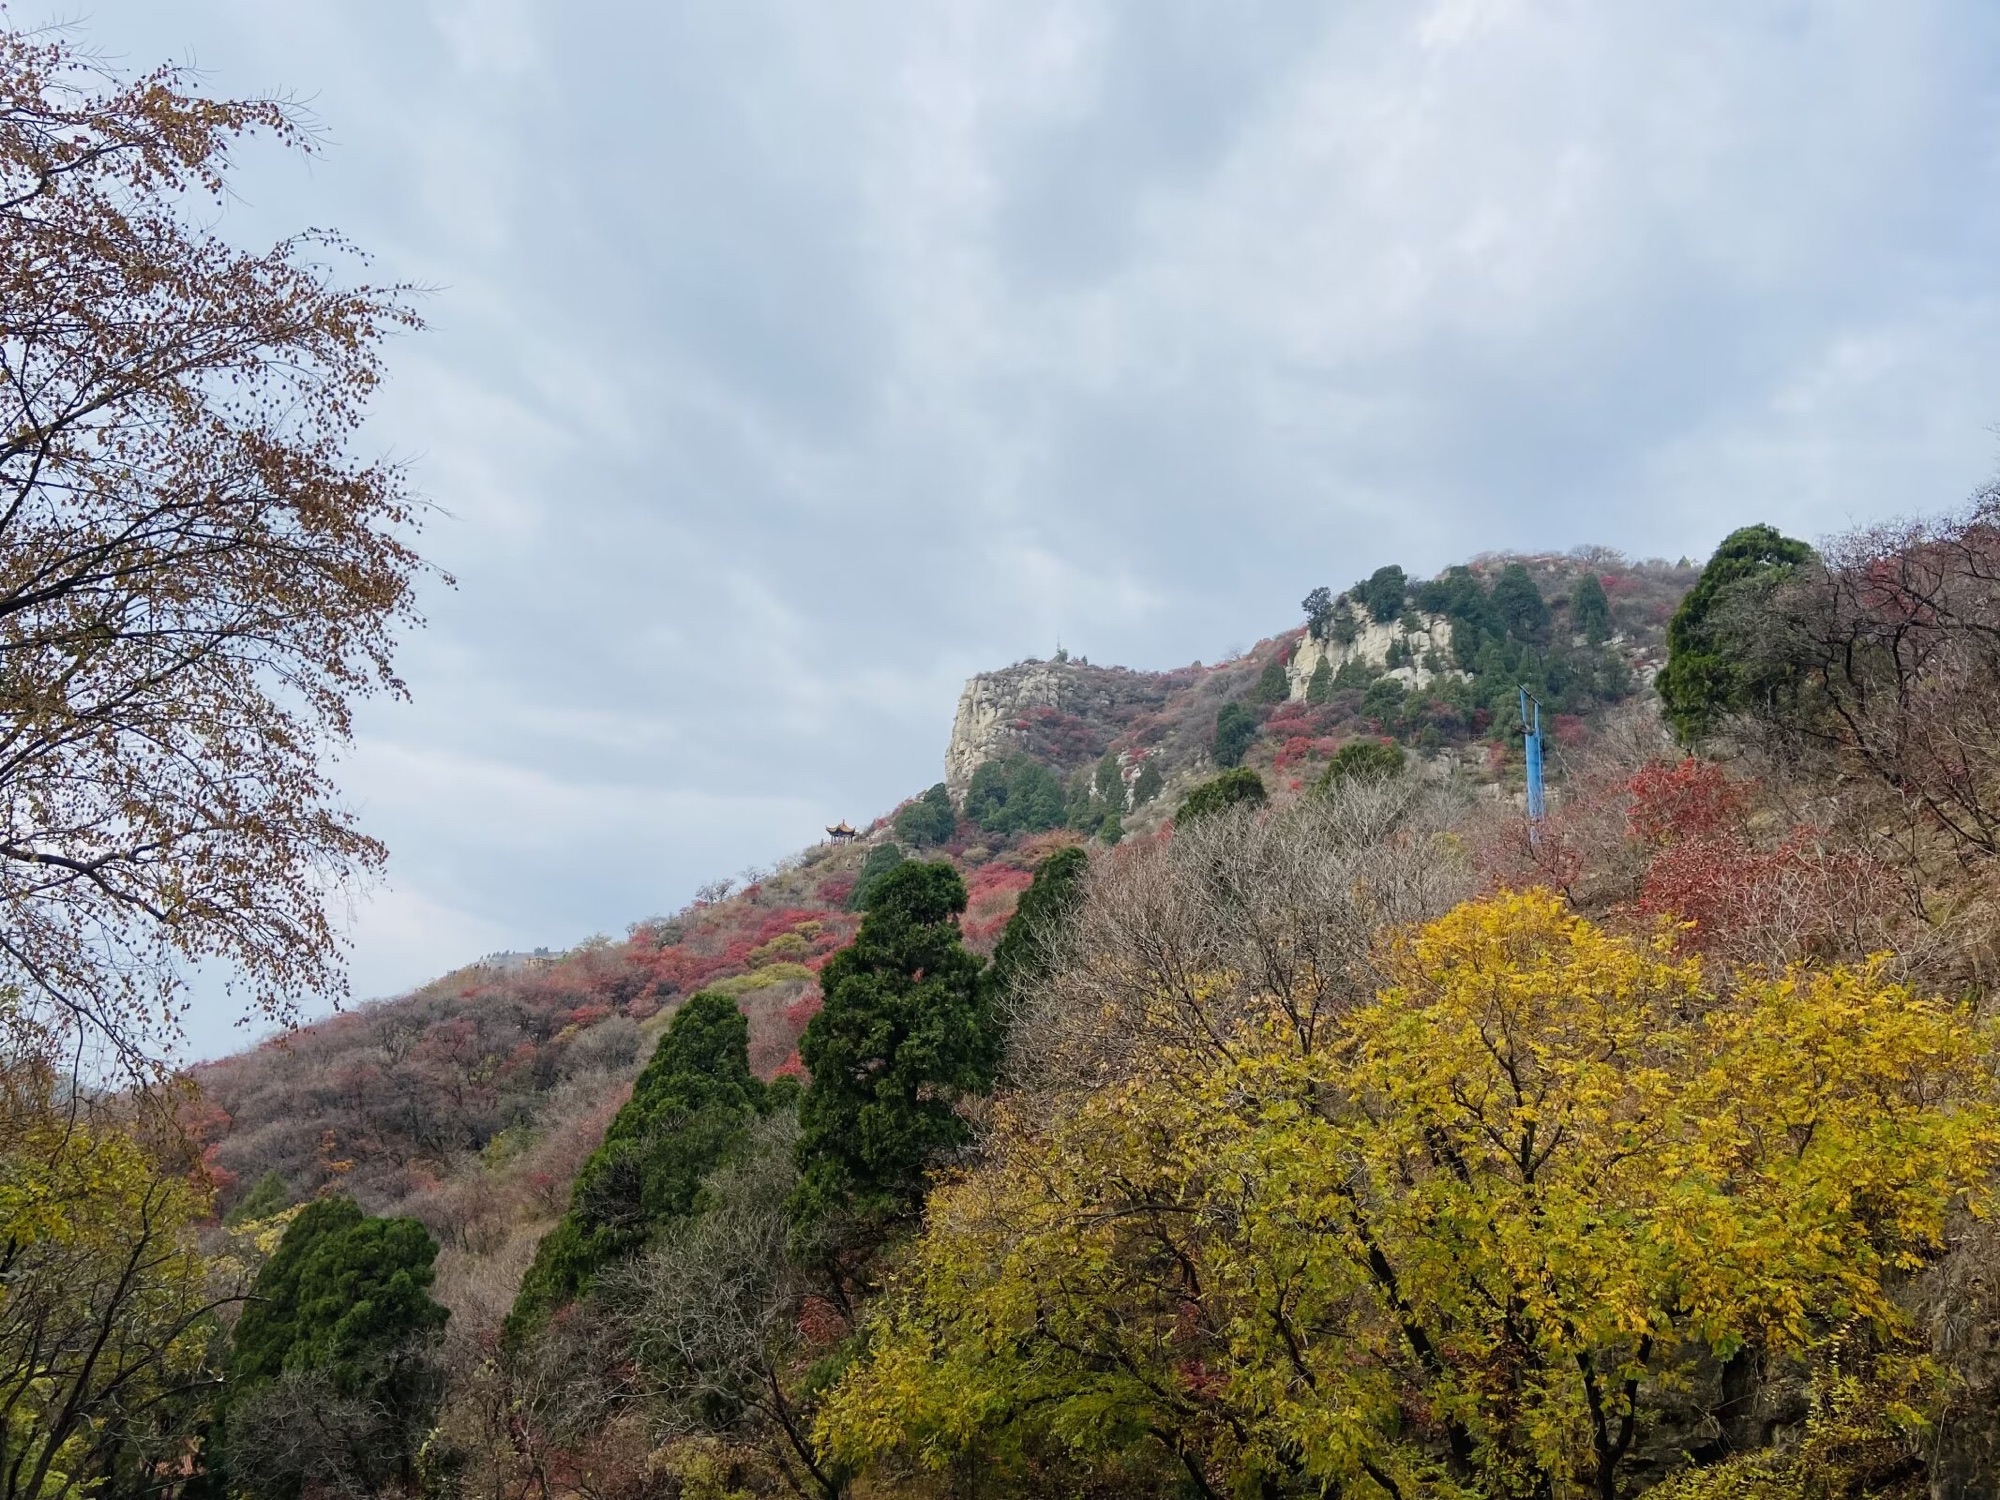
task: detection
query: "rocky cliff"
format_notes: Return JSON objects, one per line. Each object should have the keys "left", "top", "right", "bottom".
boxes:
{"left": 943, "top": 659, "right": 1184, "bottom": 797}
{"left": 1285, "top": 611, "right": 1460, "bottom": 697}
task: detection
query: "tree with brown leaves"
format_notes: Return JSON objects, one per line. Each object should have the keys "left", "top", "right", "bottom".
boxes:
{"left": 0, "top": 26, "right": 434, "bottom": 1062}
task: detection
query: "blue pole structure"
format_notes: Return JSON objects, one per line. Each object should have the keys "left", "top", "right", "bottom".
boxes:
{"left": 1520, "top": 686, "right": 1546, "bottom": 843}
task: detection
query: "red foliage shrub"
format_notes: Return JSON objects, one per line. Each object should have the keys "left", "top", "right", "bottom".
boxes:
{"left": 783, "top": 990, "right": 822, "bottom": 1033}
{"left": 1626, "top": 758, "right": 1746, "bottom": 845}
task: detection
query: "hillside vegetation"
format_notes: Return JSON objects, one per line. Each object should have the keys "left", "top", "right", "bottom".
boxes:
{"left": 17, "top": 27, "right": 2000, "bottom": 1500}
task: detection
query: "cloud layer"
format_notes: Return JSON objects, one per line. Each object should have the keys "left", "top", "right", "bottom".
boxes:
{"left": 67, "top": 0, "right": 2000, "bottom": 1054}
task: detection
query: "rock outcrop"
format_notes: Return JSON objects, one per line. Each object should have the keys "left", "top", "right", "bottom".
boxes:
{"left": 1286, "top": 611, "right": 1461, "bottom": 697}
{"left": 943, "top": 660, "right": 1178, "bottom": 798}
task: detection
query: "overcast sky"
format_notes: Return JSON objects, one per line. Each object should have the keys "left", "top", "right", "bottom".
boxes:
{"left": 63, "top": 0, "right": 2000, "bottom": 1055}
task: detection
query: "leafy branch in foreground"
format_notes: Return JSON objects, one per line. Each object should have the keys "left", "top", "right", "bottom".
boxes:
{"left": 0, "top": 28, "right": 434, "bottom": 1061}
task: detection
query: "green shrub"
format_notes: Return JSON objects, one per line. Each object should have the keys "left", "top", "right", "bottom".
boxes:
{"left": 1177, "top": 767, "right": 1267, "bottom": 823}
{"left": 1318, "top": 739, "right": 1406, "bottom": 790}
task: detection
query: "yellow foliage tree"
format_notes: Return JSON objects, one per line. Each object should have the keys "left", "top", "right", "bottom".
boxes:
{"left": 0, "top": 1060, "right": 226, "bottom": 1499}
{"left": 820, "top": 891, "right": 1999, "bottom": 1500}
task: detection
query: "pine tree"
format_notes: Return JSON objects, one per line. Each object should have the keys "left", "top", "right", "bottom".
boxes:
{"left": 216, "top": 1197, "right": 448, "bottom": 1494}
{"left": 793, "top": 862, "right": 994, "bottom": 1234}
{"left": 1492, "top": 563, "right": 1552, "bottom": 643}
{"left": 894, "top": 783, "right": 957, "bottom": 846}
{"left": 1131, "top": 758, "right": 1164, "bottom": 807}
{"left": 1306, "top": 656, "right": 1334, "bottom": 705}
{"left": 848, "top": 842, "right": 907, "bottom": 910}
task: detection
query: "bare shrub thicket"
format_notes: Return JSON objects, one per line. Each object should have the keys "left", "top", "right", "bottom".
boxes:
{"left": 1009, "top": 777, "right": 1476, "bottom": 1107}
{"left": 610, "top": 1113, "right": 841, "bottom": 1500}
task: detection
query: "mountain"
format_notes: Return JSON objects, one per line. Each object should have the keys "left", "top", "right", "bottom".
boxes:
{"left": 188, "top": 546, "right": 1695, "bottom": 1225}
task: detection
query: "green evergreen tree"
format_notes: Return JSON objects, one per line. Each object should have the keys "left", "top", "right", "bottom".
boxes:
{"left": 1657, "top": 524, "right": 1816, "bottom": 743}
{"left": 1302, "top": 585, "right": 1335, "bottom": 642}
{"left": 986, "top": 846, "right": 1089, "bottom": 1016}
{"left": 223, "top": 1169, "right": 290, "bottom": 1226}
{"left": 1357, "top": 565, "right": 1408, "bottom": 623}
{"left": 1254, "top": 652, "right": 1290, "bottom": 704}
{"left": 848, "top": 841, "right": 907, "bottom": 910}
{"left": 793, "top": 862, "right": 994, "bottom": 1234}
{"left": 1569, "top": 572, "right": 1613, "bottom": 643}
{"left": 216, "top": 1197, "right": 449, "bottom": 1496}
{"left": 893, "top": 783, "right": 957, "bottom": 846}
{"left": 1095, "top": 753, "right": 1123, "bottom": 804}
{"left": 966, "top": 756, "right": 1068, "bottom": 837}
{"left": 1416, "top": 567, "right": 1500, "bottom": 667}
{"left": 1491, "top": 563, "right": 1552, "bottom": 643}
{"left": 1177, "top": 767, "right": 1268, "bottom": 823}
{"left": 227, "top": 1197, "right": 369, "bottom": 1389}
{"left": 1213, "top": 701, "right": 1258, "bottom": 768}
{"left": 507, "top": 991, "right": 766, "bottom": 1340}
{"left": 1131, "top": 758, "right": 1164, "bottom": 807}
{"left": 1306, "top": 656, "right": 1334, "bottom": 705}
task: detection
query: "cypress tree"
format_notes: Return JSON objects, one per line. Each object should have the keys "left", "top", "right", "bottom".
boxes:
{"left": 1254, "top": 652, "right": 1290, "bottom": 703}
{"left": 1177, "top": 767, "right": 1267, "bottom": 823}
{"left": 214, "top": 1197, "right": 448, "bottom": 1495}
{"left": 986, "top": 846, "right": 1088, "bottom": 1016}
{"left": 507, "top": 990, "right": 765, "bottom": 1340}
{"left": 792, "top": 862, "right": 993, "bottom": 1234}
{"left": 1306, "top": 656, "right": 1334, "bottom": 705}
{"left": 1569, "top": 572, "right": 1613, "bottom": 643}
{"left": 1213, "top": 702, "right": 1258, "bottom": 768}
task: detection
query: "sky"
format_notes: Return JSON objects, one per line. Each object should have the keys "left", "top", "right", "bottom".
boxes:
{"left": 58, "top": 0, "right": 2000, "bottom": 1056}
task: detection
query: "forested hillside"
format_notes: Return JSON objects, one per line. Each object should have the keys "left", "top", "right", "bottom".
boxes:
{"left": 189, "top": 546, "right": 1692, "bottom": 1227}
{"left": 13, "top": 28, "right": 2000, "bottom": 1500}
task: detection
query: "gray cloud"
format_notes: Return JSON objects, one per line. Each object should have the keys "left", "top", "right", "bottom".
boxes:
{"left": 60, "top": 0, "right": 2000, "bottom": 1055}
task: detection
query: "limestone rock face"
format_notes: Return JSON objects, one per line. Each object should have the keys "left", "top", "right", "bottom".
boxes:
{"left": 1288, "top": 612, "right": 1461, "bottom": 697}
{"left": 942, "top": 660, "right": 1177, "bottom": 799}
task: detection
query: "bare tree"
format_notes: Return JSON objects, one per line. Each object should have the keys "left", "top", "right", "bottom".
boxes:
{"left": 0, "top": 27, "right": 434, "bottom": 1062}
{"left": 1010, "top": 776, "right": 1475, "bottom": 1108}
{"left": 610, "top": 1113, "right": 845, "bottom": 1500}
